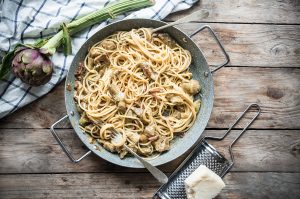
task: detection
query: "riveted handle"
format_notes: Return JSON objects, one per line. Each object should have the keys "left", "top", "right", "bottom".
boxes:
{"left": 189, "top": 25, "right": 230, "bottom": 74}
{"left": 50, "top": 115, "right": 92, "bottom": 163}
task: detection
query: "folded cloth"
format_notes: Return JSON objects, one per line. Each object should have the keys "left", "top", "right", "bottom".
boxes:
{"left": 0, "top": 0, "right": 198, "bottom": 119}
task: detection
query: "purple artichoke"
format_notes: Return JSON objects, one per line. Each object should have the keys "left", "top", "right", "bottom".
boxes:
{"left": 0, "top": 0, "right": 154, "bottom": 84}
{"left": 12, "top": 47, "right": 53, "bottom": 86}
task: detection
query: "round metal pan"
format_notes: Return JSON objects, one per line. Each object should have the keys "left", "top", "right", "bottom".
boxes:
{"left": 61, "top": 19, "right": 229, "bottom": 168}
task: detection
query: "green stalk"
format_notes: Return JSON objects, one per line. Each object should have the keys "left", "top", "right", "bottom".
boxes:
{"left": 62, "top": 23, "right": 72, "bottom": 55}
{"left": 42, "top": 0, "right": 153, "bottom": 51}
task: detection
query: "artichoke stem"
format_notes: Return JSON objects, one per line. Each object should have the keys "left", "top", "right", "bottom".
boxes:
{"left": 41, "top": 0, "right": 153, "bottom": 53}
{"left": 41, "top": 31, "right": 63, "bottom": 52}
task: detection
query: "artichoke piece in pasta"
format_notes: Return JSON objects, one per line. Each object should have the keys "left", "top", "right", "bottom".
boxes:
{"left": 144, "top": 123, "right": 156, "bottom": 136}
{"left": 127, "top": 131, "right": 140, "bottom": 144}
{"left": 167, "top": 94, "right": 184, "bottom": 105}
{"left": 101, "top": 40, "right": 117, "bottom": 50}
{"left": 79, "top": 112, "right": 90, "bottom": 126}
{"left": 108, "top": 83, "right": 125, "bottom": 102}
{"left": 156, "top": 33, "right": 177, "bottom": 48}
{"left": 153, "top": 136, "right": 170, "bottom": 152}
{"left": 138, "top": 62, "right": 158, "bottom": 81}
{"left": 98, "top": 140, "right": 116, "bottom": 152}
{"left": 181, "top": 79, "right": 201, "bottom": 95}
{"left": 193, "top": 99, "right": 201, "bottom": 113}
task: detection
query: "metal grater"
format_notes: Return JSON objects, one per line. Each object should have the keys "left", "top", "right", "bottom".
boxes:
{"left": 153, "top": 103, "right": 261, "bottom": 199}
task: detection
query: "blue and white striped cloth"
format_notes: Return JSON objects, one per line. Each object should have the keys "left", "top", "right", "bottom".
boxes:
{"left": 0, "top": 0, "right": 198, "bottom": 119}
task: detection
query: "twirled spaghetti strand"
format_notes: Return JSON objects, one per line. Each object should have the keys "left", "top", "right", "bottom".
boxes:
{"left": 74, "top": 28, "right": 201, "bottom": 158}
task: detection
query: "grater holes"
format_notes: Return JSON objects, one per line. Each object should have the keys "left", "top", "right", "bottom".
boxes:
{"left": 159, "top": 144, "right": 230, "bottom": 199}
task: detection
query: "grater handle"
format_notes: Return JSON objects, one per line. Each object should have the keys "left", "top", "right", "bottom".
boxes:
{"left": 228, "top": 104, "right": 261, "bottom": 167}
{"left": 205, "top": 103, "right": 261, "bottom": 176}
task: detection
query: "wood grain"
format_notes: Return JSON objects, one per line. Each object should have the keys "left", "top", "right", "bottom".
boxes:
{"left": 0, "top": 129, "right": 299, "bottom": 174}
{"left": 212, "top": 67, "right": 300, "bottom": 129}
{"left": 1, "top": 67, "right": 299, "bottom": 129}
{"left": 0, "top": 172, "right": 299, "bottom": 199}
{"left": 179, "top": 23, "right": 300, "bottom": 67}
{"left": 1, "top": 2, "right": 299, "bottom": 198}
{"left": 166, "top": 0, "right": 300, "bottom": 24}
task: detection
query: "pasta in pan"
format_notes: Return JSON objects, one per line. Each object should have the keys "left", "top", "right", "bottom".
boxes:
{"left": 74, "top": 28, "right": 201, "bottom": 158}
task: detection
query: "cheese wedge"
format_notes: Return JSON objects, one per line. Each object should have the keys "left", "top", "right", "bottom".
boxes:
{"left": 184, "top": 165, "right": 225, "bottom": 199}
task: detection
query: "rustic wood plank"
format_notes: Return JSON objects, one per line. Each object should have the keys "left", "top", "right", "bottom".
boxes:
{"left": 179, "top": 23, "right": 300, "bottom": 67}
{"left": 212, "top": 67, "right": 300, "bottom": 129}
{"left": 0, "top": 129, "right": 299, "bottom": 173}
{"left": 0, "top": 172, "right": 299, "bottom": 199}
{"left": 1, "top": 67, "right": 299, "bottom": 129}
{"left": 166, "top": 0, "right": 300, "bottom": 24}
{"left": 0, "top": 3, "right": 298, "bottom": 199}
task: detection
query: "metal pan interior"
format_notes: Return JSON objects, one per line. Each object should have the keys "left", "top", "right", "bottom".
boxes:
{"left": 64, "top": 19, "right": 214, "bottom": 168}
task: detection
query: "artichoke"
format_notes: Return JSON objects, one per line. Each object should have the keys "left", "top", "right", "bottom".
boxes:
{"left": 12, "top": 47, "right": 53, "bottom": 86}
{"left": 0, "top": 0, "right": 154, "bottom": 85}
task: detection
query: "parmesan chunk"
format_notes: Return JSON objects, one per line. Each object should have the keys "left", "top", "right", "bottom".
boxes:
{"left": 184, "top": 165, "right": 225, "bottom": 199}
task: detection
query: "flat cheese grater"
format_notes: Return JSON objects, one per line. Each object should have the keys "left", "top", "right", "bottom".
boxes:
{"left": 153, "top": 103, "right": 261, "bottom": 199}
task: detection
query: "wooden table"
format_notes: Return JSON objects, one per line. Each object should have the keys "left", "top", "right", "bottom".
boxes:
{"left": 1, "top": 1, "right": 300, "bottom": 198}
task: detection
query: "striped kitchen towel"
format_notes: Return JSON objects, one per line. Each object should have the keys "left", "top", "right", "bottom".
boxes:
{"left": 0, "top": 0, "right": 198, "bottom": 119}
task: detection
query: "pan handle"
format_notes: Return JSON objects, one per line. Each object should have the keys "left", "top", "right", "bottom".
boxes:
{"left": 50, "top": 115, "right": 92, "bottom": 163}
{"left": 189, "top": 25, "right": 230, "bottom": 74}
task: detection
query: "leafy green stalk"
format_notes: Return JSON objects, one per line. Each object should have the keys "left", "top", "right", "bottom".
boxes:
{"left": 62, "top": 23, "right": 72, "bottom": 55}
{"left": 0, "top": 0, "right": 154, "bottom": 79}
{"left": 42, "top": 0, "right": 153, "bottom": 51}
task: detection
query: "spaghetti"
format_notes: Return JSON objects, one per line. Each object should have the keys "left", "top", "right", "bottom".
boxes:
{"left": 74, "top": 28, "right": 201, "bottom": 158}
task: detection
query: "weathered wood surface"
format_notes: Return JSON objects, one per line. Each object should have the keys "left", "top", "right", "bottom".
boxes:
{"left": 2, "top": 24, "right": 300, "bottom": 70}
{"left": 180, "top": 23, "right": 300, "bottom": 67}
{"left": 1, "top": 67, "right": 299, "bottom": 129}
{"left": 166, "top": 0, "right": 300, "bottom": 24}
{"left": 0, "top": 172, "right": 299, "bottom": 199}
{"left": 1, "top": 1, "right": 300, "bottom": 198}
{"left": 0, "top": 129, "right": 299, "bottom": 174}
